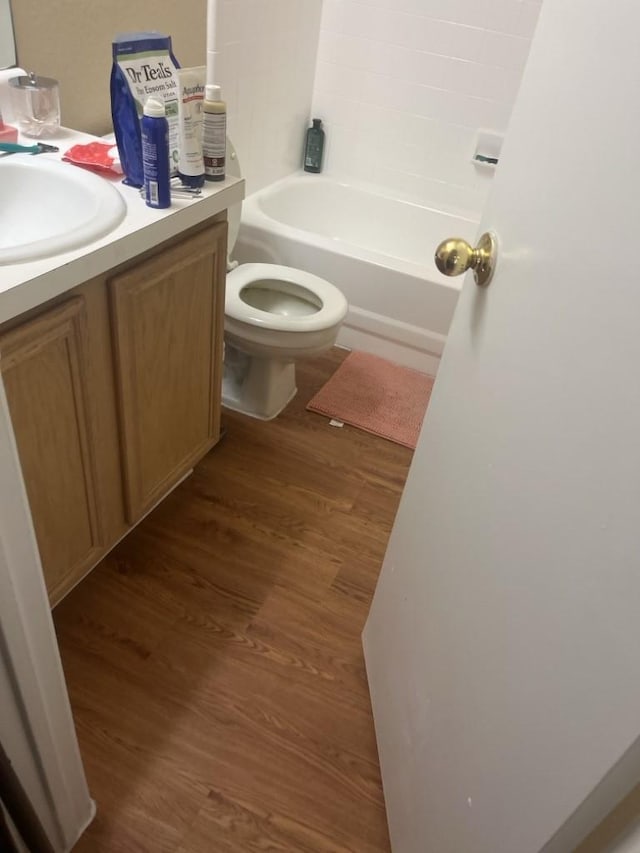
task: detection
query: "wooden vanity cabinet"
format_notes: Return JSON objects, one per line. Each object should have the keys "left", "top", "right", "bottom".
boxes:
{"left": 109, "top": 224, "right": 227, "bottom": 523}
{"left": 0, "top": 294, "right": 109, "bottom": 604}
{"left": 0, "top": 219, "right": 227, "bottom": 605}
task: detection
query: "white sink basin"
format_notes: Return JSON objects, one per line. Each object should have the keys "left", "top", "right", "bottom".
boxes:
{"left": 0, "top": 156, "right": 126, "bottom": 264}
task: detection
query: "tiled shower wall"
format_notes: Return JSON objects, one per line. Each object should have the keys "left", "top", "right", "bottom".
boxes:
{"left": 312, "top": 0, "right": 543, "bottom": 215}
{"left": 216, "top": 0, "right": 323, "bottom": 193}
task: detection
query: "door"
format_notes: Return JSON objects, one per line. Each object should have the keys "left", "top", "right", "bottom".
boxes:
{"left": 0, "top": 297, "right": 104, "bottom": 605}
{"left": 363, "top": 2, "right": 640, "bottom": 852}
{"left": 110, "top": 224, "right": 226, "bottom": 523}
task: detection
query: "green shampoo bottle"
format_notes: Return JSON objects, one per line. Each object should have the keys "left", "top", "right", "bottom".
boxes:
{"left": 303, "top": 118, "right": 325, "bottom": 173}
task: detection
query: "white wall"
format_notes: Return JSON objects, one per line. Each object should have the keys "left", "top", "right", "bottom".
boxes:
{"left": 216, "top": 0, "right": 323, "bottom": 194}
{"left": 312, "top": 0, "right": 542, "bottom": 216}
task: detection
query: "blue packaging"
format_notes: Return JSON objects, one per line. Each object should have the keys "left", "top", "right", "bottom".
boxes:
{"left": 110, "top": 32, "right": 180, "bottom": 188}
{"left": 142, "top": 99, "right": 171, "bottom": 209}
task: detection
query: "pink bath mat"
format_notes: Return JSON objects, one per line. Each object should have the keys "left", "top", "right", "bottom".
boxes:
{"left": 306, "top": 351, "right": 435, "bottom": 449}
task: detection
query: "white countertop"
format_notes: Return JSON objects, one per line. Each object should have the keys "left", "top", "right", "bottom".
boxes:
{"left": 0, "top": 128, "right": 245, "bottom": 325}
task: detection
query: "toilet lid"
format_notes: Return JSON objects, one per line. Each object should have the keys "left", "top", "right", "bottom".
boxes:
{"left": 226, "top": 138, "right": 242, "bottom": 264}
{"left": 226, "top": 263, "right": 348, "bottom": 333}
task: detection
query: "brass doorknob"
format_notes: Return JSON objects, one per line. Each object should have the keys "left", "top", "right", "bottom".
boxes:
{"left": 434, "top": 232, "right": 497, "bottom": 287}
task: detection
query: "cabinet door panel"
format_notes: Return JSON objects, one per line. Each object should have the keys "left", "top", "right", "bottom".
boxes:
{"left": 110, "top": 224, "right": 226, "bottom": 523}
{"left": 0, "top": 297, "right": 103, "bottom": 603}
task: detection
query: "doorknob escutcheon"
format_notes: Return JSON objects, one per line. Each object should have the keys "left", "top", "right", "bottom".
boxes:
{"left": 434, "top": 232, "right": 497, "bottom": 287}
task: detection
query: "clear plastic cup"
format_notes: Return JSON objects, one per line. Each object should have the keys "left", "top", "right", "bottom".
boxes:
{"left": 9, "top": 72, "right": 60, "bottom": 138}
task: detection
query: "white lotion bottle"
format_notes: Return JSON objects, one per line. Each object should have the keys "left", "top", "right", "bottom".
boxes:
{"left": 202, "top": 83, "right": 226, "bottom": 181}
{"left": 176, "top": 66, "right": 205, "bottom": 188}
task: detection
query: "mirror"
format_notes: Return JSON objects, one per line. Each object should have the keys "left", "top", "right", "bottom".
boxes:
{"left": 0, "top": 0, "right": 16, "bottom": 69}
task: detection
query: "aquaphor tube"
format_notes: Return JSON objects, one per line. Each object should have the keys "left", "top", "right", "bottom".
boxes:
{"left": 206, "top": 0, "right": 219, "bottom": 86}
{"left": 176, "top": 66, "right": 205, "bottom": 188}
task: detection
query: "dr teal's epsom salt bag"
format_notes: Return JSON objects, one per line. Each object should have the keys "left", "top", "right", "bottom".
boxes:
{"left": 111, "top": 32, "right": 180, "bottom": 187}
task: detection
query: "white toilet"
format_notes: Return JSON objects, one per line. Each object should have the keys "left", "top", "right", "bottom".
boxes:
{"left": 223, "top": 142, "right": 348, "bottom": 420}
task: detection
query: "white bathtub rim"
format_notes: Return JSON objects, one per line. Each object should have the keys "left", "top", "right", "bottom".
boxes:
{"left": 247, "top": 170, "right": 480, "bottom": 223}
{"left": 240, "top": 205, "right": 462, "bottom": 293}
{"left": 240, "top": 173, "right": 477, "bottom": 289}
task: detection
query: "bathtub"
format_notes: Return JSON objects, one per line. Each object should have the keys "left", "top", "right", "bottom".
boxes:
{"left": 233, "top": 173, "right": 479, "bottom": 373}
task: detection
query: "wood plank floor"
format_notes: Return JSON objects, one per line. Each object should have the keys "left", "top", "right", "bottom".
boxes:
{"left": 54, "top": 347, "right": 413, "bottom": 853}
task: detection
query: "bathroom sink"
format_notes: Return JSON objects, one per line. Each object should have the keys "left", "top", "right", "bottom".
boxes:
{"left": 0, "top": 155, "right": 126, "bottom": 264}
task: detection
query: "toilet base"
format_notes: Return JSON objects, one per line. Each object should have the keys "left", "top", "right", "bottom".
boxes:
{"left": 222, "top": 345, "right": 298, "bottom": 420}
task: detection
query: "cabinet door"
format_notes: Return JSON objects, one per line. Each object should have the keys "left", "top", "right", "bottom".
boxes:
{"left": 110, "top": 223, "right": 226, "bottom": 523}
{"left": 0, "top": 297, "right": 103, "bottom": 604}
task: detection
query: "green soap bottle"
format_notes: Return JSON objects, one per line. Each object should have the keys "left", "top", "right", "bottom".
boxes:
{"left": 303, "top": 118, "right": 325, "bottom": 173}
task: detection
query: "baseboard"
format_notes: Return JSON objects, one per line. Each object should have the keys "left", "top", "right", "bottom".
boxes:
{"left": 337, "top": 307, "right": 445, "bottom": 375}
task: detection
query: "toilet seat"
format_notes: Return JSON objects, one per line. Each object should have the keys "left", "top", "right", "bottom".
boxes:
{"left": 222, "top": 138, "right": 347, "bottom": 419}
{"left": 226, "top": 263, "right": 347, "bottom": 332}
